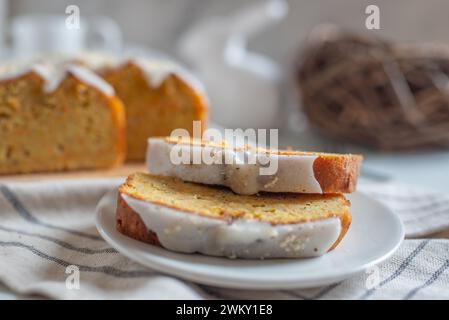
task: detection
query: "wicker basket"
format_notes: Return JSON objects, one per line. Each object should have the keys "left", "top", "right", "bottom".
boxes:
{"left": 297, "top": 25, "right": 449, "bottom": 150}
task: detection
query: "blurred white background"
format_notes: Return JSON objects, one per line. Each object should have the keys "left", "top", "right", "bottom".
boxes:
{"left": 1, "top": 0, "right": 449, "bottom": 66}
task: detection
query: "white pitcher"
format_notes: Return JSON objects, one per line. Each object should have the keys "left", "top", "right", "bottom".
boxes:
{"left": 178, "top": 0, "right": 288, "bottom": 129}
{"left": 0, "top": 0, "right": 7, "bottom": 57}
{"left": 8, "top": 14, "right": 122, "bottom": 58}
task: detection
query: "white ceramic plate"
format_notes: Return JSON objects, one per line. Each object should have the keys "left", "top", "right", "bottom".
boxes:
{"left": 95, "top": 190, "right": 404, "bottom": 290}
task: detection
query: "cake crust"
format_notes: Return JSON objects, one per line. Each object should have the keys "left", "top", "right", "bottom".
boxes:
{"left": 313, "top": 153, "right": 362, "bottom": 193}
{"left": 116, "top": 194, "right": 162, "bottom": 247}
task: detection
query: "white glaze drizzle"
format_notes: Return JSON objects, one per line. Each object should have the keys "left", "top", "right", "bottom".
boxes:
{"left": 66, "top": 65, "right": 115, "bottom": 96}
{"left": 135, "top": 58, "right": 207, "bottom": 96}
{"left": 146, "top": 138, "right": 323, "bottom": 195}
{"left": 0, "top": 51, "right": 206, "bottom": 98}
{"left": 0, "top": 60, "right": 115, "bottom": 96}
{"left": 132, "top": 58, "right": 178, "bottom": 88}
{"left": 122, "top": 193, "right": 341, "bottom": 259}
{"left": 75, "top": 51, "right": 207, "bottom": 95}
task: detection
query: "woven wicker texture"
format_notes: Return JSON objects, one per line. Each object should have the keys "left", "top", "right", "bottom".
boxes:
{"left": 297, "top": 25, "right": 449, "bottom": 150}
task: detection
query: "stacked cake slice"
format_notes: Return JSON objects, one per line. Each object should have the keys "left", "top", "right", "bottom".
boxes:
{"left": 117, "top": 137, "right": 363, "bottom": 259}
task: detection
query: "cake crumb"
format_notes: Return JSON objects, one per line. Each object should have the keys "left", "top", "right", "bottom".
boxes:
{"left": 279, "top": 234, "right": 310, "bottom": 252}
{"left": 264, "top": 177, "right": 279, "bottom": 189}
{"left": 163, "top": 225, "right": 182, "bottom": 235}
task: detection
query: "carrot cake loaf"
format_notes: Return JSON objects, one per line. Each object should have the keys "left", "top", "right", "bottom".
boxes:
{"left": 0, "top": 61, "right": 125, "bottom": 174}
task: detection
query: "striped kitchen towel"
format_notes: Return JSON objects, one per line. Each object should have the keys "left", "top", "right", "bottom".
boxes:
{"left": 0, "top": 178, "right": 448, "bottom": 299}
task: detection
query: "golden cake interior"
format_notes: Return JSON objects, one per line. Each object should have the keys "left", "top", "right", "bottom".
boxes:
{"left": 0, "top": 72, "right": 125, "bottom": 174}
{"left": 120, "top": 172, "right": 351, "bottom": 226}
{"left": 100, "top": 61, "right": 207, "bottom": 161}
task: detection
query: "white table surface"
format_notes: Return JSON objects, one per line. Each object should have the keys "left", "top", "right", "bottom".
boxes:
{"left": 0, "top": 283, "right": 17, "bottom": 299}
{"left": 279, "top": 128, "right": 449, "bottom": 192}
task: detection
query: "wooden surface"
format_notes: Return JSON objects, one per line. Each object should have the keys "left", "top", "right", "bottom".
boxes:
{"left": 0, "top": 163, "right": 146, "bottom": 182}
{"left": 428, "top": 229, "right": 449, "bottom": 239}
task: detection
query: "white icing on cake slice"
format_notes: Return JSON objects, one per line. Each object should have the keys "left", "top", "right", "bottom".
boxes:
{"left": 122, "top": 193, "right": 341, "bottom": 259}
{"left": 146, "top": 137, "right": 323, "bottom": 195}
